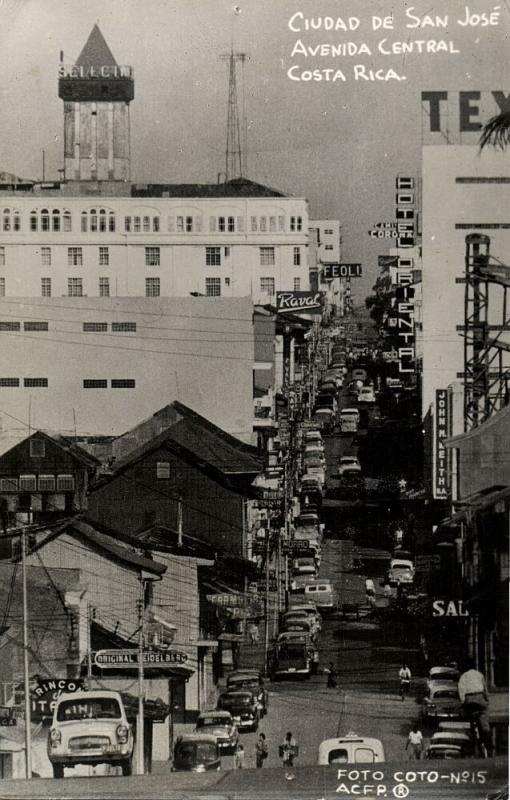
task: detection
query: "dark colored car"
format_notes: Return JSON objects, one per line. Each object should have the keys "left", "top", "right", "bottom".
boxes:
{"left": 217, "top": 691, "right": 259, "bottom": 732}
{"left": 173, "top": 734, "right": 221, "bottom": 772}
{"left": 226, "top": 671, "right": 268, "bottom": 717}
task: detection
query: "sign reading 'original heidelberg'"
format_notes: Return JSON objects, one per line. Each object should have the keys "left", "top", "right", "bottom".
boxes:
{"left": 276, "top": 291, "right": 323, "bottom": 314}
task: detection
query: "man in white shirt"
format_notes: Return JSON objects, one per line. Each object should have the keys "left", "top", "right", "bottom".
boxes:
{"left": 405, "top": 726, "right": 423, "bottom": 759}
{"left": 458, "top": 659, "right": 491, "bottom": 754}
{"left": 398, "top": 664, "right": 411, "bottom": 699}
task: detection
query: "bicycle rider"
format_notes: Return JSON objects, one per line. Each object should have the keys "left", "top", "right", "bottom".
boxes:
{"left": 458, "top": 659, "right": 492, "bottom": 756}
{"left": 399, "top": 663, "right": 411, "bottom": 700}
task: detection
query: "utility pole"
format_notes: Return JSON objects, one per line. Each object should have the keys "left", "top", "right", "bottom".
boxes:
{"left": 137, "top": 577, "right": 145, "bottom": 776}
{"left": 263, "top": 530, "right": 270, "bottom": 676}
{"left": 86, "top": 604, "right": 92, "bottom": 679}
{"left": 21, "top": 521, "right": 32, "bottom": 780}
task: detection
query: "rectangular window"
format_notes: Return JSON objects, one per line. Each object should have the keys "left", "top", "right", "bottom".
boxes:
{"left": 0, "top": 248, "right": 5, "bottom": 266}
{"left": 177, "top": 216, "right": 184, "bottom": 232}
{"left": 324, "top": 244, "right": 334, "bottom": 250}
{"left": 251, "top": 216, "right": 258, "bottom": 232}
{"left": 99, "top": 247, "right": 109, "bottom": 266}
{"left": 153, "top": 217, "right": 160, "bottom": 232}
{"left": 205, "top": 247, "right": 221, "bottom": 266}
{"left": 83, "top": 379, "right": 108, "bottom": 388}
{"left": 290, "top": 216, "right": 303, "bottom": 232}
{"left": 41, "top": 278, "right": 51, "bottom": 297}
{"left": 0, "top": 477, "right": 18, "bottom": 490}
{"left": 24, "top": 321, "right": 48, "bottom": 332}
{"left": 29, "top": 439, "right": 45, "bottom": 458}
{"left": 156, "top": 461, "right": 171, "bottom": 479}
{"left": 19, "top": 474, "right": 37, "bottom": 491}
{"left": 205, "top": 277, "right": 221, "bottom": 296}
{"left": 38, "top": 475, "right": 56, "bottom": 491}
{"left": 0, "top": 278, "right": 4, "bottom": 297}
{"left": 41, "top": 247, "right": 51, "bottom": 266}
{"left": 269, "top": 216, "right": 276, "bottom": 232}
{"left": 0, "top": 322, "right": 20, "bottom": 331}
{"left": 260, "top": 277, "right": 275, "bottom": 295}
{"left": 57, "top": 474, "right": 75, "bottom": 491}
{"left": 145, "top": 247, "right": 160, "bottom": 266}
{"left": 259, "top": 216, "right": 267, "bottom": 232}
{"left": 23, "top": 378, "right": 48, "bottom": 387}
{"left": 108, "top": 214, "right": 115, "bottom": 232}
{"left": 67, "top": 247, "right": 82, "bottom": 266}
{"left": 186, "top": 216, "right": 193, "bottom": 232}
{"left": 67, "top": 278, "right": 83, "bottom": 297}
{"left": 112, "top": 322, "right": 136, "bottom": 332}
{"left": 145, "top": 277, "right": 160, "bottom": 297}
{"left": 260, "top": 247, "right": 275, "bottom": 266}
{"left": 396, "top": 193, "right": 414, "bottom": 205}
{"left": 224, "top": 246, "right": 230, "bottom": 257}
{"left": 398, "top": 258, "right": 414, "bottom": 269}
{"left": 63, "top": 213, "right": 71, "bottom": 232}
{"left": 99, "top": 277, "right": 110, "bottom": 297}
{"left": 218, "top": 216, "right": 226, "bottom": 232}
{"left": 225, "top": 277, "right": 230, "bottom": 286}
{"left": 324, "top": 229, "right": 334, "bottom": 235}
{"left": 83, "top": 322, "right": 108, "bottom": 332}
{"left": 30, "top": 215, "right": 38, "bottom": 232}
{"left": 143, "top": 216, "right": 151, "bottom": 233}
{"left": 293, "top": 277, "right": 301, "bottom": 291}
{"left": 125, "top": 216, "right": 131, "bottom": 232}
{"left": 0, "top": 378, "right": 19, "bottom": 387}
{"left": 134, "top": 216, "right": 141, "bottom": 233}
{"left": 228, "top": 216, "right": 235, "bottom": 232}
{"left": 293, "top": 246, "right": 301, "bottom": 266}
{"left": 90, "top": 214, "right": 98, "bottom": 232}
{"left": 81, "top": 215, "right": 88, "bottom": 232}
{"left": 111, "top": 379, "right": 136, "bottom": 388}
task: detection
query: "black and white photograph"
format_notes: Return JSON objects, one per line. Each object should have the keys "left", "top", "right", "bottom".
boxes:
{"left": 0, "top": 1, "right": 508, "bottom": 798}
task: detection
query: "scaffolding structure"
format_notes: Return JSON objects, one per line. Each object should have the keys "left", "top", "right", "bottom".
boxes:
{"left": 462, "top": 234, "right": 510, "bottom": 430}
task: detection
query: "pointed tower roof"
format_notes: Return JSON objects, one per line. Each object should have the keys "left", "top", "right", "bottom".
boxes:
{"left": 76, "top": 24, "right": 117, "bottom": 69}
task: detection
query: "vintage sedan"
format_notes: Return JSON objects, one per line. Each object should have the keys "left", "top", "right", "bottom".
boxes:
{"left": 226, "top": 671, "right": 268, "bottom": 717}
{"left": 422, "top": 681, "right": 463, "bottom": 721}
{"left": 217, "top": 691, "right": 259, "bottom": 732}
{"left": 194, "top": 710, "right": 239, "bottom": 754}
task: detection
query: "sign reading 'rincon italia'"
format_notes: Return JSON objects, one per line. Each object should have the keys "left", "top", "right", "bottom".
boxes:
{"left": 276, "top": 291, "right": 323, "bottom": 314}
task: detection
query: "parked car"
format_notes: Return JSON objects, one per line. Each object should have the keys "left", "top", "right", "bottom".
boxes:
{"left": 352, "top": 368, "right": 368, "bottom": 382}
{"left": 276, "top": 630, "right": 319, "bottom": 671}
{"left": 292, "top": 556, "right": 317, "bottom": 577}
{"left": 426, "top": 730, "right": 472, "bottom": 758}
{"left": 285, "top": 602, "right": 322, "bottom": 632}
{"left": 339, "top": 408, "right": 360, "bottom": 434}
{"left": 217, "top": 691, "right": 259, "bottom": 732}
{"left": 282, "top": 609, "right": 320, "bottom": 636}
{"left": 173, "top": 733, "right": 221, "bottom": 772}
{"left": 318, "top": 733, "right": 385, "bottom": 765}
{"left": 427, "top": 665, "right": 460, "bottom": 688}
{"left": 195, "top": 711, "right": 238, "bottom": 754}
{"left": 388, "top": 558, "right": 415, "bottom": 585}
{"left": 337, "top": 456, "right": 361, "bottom": 476}
{"left": 358, "top": 386, "right": 376, "bottom": 404}
{"left": 304, "top": 581, "right": 336, "bottom": 612}
{"left": 47, "top": 690, "right": 134, "bottom": 779}
{"left": 422, "top": 681, "right": 462, "bottom": 721}
{"left": 226, "top": 671, "right": 268, "bottom": 717}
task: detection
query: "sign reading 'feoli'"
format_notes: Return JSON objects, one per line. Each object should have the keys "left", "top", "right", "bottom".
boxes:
{"left": 323, "top": 264, "right": 363, "bottom": 279}
{"left": 94, "top": 649, "right": 188, "bottom": 668}
{"left": 276, "top": 291, "right": 323, "bottom": 313}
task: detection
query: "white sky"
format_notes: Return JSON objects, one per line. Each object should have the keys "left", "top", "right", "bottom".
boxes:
{"left": 0, "top": 0, "right": 509, "bottom": 298}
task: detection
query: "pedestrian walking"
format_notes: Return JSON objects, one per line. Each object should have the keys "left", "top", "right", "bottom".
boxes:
{"left": 255, "top": 732, "right": 268, "bottom": 768}
{"left": 399, "top": 664, "right": 412, "bottom": 700}
{"left": 280, "top": 732, "right": 298, "bottom": 767}
{"left": 383, "top": 582, "right": 392, "bottom": 599}
{"left": 234, "top": 743, "right": 245, "bottom": 769}
{"left": 365, "top": 578, "right": 375, "bottom": 597}
{"left": 405, "top": 726, "right": 423, "bottom": 759}
{"left": 326, "top": 662, "right": 338, "bottom": 689}
{"left": 249, "top": 621, "right": 259, "bottom": 645}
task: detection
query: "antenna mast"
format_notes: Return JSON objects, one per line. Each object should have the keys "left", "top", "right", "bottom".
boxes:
{"left": 220, "top": 50, "right": 248, "bottom": 181}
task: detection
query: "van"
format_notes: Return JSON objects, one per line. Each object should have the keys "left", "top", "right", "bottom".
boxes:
{"left": 318, "top": 734, "right": 385, "bottom": 765}
{"left": 304, "top": 581, "right": 336, "bottom": 611}
{"left": 339, "top": 408, "right": 360, "bottom": 434}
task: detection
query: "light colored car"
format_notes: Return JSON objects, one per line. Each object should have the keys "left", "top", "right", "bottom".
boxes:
{"left": 422, "top": 681, "right": 462, "bottom": 721}
{"left": 337, "top": 456, "right": 361, "bottom": 476}
{"left": 358, "top": 386, "right": 376, "bottom": 404}
{"left": 352, "top": 368, "right": 368, "bottom": 382}
{"left": 285, "top": 602, "right": 322, "bottom": 631}
{"left": 292, "top": 557, "right": 317, "bottom": 577}
{"left": 303, "top": 467, "right": 326, "bottom": 487}
{"left": 47, "top": 690, "right": 134, "bottom": 779}
{"left": 427, "top": 666, "right": 460, "bottom": 688}
{"left": 195, "top": 710, "right": 238, "bottom": 754}
{"left": 318, "top": 733, "right": 385, "bottom": 765}
{"left": 304, "top": 581, "right": 336, "bottom": 611}
{"left": 388, "top": 558, "right": 415, "bottom": 585}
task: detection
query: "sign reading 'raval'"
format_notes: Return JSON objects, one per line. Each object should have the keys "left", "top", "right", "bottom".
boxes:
{"left": 276, "top": 291, "right": 323, "bottom": 313}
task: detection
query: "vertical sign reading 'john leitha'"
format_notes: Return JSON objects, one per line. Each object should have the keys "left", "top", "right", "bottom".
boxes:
{"left": 435, "top": 389, "right": 452, "bottom": 499}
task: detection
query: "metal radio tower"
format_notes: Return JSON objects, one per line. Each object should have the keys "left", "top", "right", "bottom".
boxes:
{"left": 220, "top": 50, "right": 248, "bottom": 181}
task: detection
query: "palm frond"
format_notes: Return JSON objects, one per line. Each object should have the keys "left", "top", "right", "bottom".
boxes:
{"left": 479, "top": 111, "right": 510, "bottom": 151}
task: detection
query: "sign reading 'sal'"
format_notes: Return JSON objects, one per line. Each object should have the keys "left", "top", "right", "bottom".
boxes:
{"left": 276, "top": 291, "right": 322, "bottom": 313}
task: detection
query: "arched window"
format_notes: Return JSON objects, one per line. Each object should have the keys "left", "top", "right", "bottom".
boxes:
{"left": 13, "top": 211, "right": 20, "bottom": 231}
{"left": 30, "top": 211, "right": 38, "bottom": 231}
{"left": 81, "top": 211, "right": 88, "bottom": 233}
{"left": 41, "top": 209, "right": 50, "bottom": 232}
{"left": 99, "top": 209, "right": 107, "bottom": 232}
{"left": 90, "top": 209, "right": 98, "bottom": 232}
{"left": 2, "top": 209, "right": 10, "bottom": 232}
{"left": 63, "top": 210, "right": 71, "bottom": 232}
{"left": 108, "top": 210, "right": 115, "bottom": 232}
{"left": 81, "top": 208, "right": 115, "bottom": 233}
{"left": 52, "top": 209, "right": 60, "bottom": 232}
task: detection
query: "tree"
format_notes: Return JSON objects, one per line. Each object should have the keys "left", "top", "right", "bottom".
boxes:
{"left": 365, "top": 271, "right": 394, "bottom": 328}
{"left": 479, "top": 110, "right": 510, "bottom": 151}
